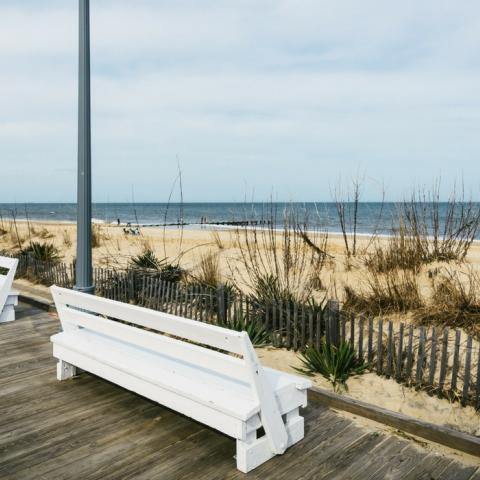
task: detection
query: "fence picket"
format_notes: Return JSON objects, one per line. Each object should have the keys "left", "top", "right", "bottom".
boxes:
{"left": 415, "top": 327, "right": 426, "bottom": 386}
{"left": 386, "top": 321, "right": 393, "bottom": 378}
{"left": 376, "top": 319, "right": 383, "bottom": 374}
{"left": 462, "top": 336, "right": 473, "bottom": 406}
{"left": 315, "top": 312, "right": 321, "bottom": 351}
{"left": 428, "top": 328, "right": 437, "bottom": 388}
{"left": 350, "top": 313, "right": 355, "bottom": 349}
{"left": 358, "top": 316, "right": 364, "bottom": 360}
{"left": 451, "top": 330, "right": 461, "bottom": 393}
{"left": 438, "top": 328, "right": 449, "bottom": 393}
{"left": 396, "top": 323, "right": 404, "bottom": 382}
{"left": 292, "top": 303, "right": 297, "bottom": 351}
{"left": 476, "top": 346, "right": 480, "bottom": 409}
{"left": 406, "top": 325, "right": 414, "bottom": 380}
{"left": 367, "top": 318, "right": 373, "bottom": 364}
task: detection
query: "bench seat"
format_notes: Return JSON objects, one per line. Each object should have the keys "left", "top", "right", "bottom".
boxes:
{"left": 50, "top": 286, "right": 312, "bottom": 472}
{"left": 54, "top": 329, "right": 308, "bottom": 421}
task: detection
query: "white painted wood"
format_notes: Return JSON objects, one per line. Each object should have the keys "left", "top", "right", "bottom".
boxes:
{"left": 0, "top": 305, "right": 15, "bottom": 323}
{"left": 241, "top": 332, "right": 288, "bottom": 455}
{"left": 50, "top": 285, "right": 312, "bottom": 472}
{"left": 6, "top": 291, "right": 19, "bottom": 307}
{"left": 52, "top": 343, "right": 246, "bottom": 439}
{"left": 0, "top": 256, "right": 18, "bottom": 323}
{"left": 51, "top": 286, "right": 245, "bottom": 354}
{"left": 56, "top": 359, "right": 77, "bottom": 380}
{"left": 57, "top": 305, "right": 248, "bottom": 382}
{"left": 236, "top": 413, "right": 305, "bottom": 473}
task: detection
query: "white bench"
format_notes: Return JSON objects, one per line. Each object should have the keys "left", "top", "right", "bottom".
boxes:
{"left": 50, "top": 286, "right": 311, "bottom": 473}
{"left": 0, "top": 256, "right": 19, "bottom": 323}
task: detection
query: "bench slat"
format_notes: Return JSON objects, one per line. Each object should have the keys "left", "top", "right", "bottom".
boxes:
{"left": 52, "top": 343, "right": 247, "bottom": 439}
{"left": 57, "top": 306, "right": 249, "bottom": 383}
{"left": 52, "top": 286, "right": 245, "bottom": 354}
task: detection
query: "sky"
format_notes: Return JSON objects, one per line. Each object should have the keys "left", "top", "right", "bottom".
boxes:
{"left": 0, "top": 0, "right": 479, "bottom": 203}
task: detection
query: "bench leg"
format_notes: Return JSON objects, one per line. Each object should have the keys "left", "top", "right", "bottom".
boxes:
{"left": 236, "top": 408, "right": 305, "bottom": 473}
{"left": 57, "top": 360, "right": 77, "bottom": 380}
{"left": 0, "top": 305, "right": 15, "bottom": 323}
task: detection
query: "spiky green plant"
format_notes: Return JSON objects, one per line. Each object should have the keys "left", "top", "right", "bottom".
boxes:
{"left": 129, "top": 249, "right": 185, "bottom": 282}
{"left": 160, "top": 263, "right": 185, "bottom": 283}
{"left": 215, "top": 314, "right": 271, "bottom": 347}
{"left": 295, "top": 340, "right": 367, "bottom": 392}
{"left": 130, "top": 249, "right": 164, "bottom": 270}
{"left": 21, "top": 241, "right": 61, "bottom": 263}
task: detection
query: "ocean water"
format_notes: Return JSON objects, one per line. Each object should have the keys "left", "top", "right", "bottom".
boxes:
{"left": 0, "top": 202, "right": 479, "bottom": 237}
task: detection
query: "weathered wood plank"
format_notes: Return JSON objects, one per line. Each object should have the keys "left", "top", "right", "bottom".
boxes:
{"left": 2, "top": 302, "right": 478, "bottom": 480}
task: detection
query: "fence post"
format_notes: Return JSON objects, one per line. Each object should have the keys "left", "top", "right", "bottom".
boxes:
{"left": 217, "top": 285, "right": 225, "bottom": 324}
{"left": 326, "top": 300, "right": 340, "bottom": 348}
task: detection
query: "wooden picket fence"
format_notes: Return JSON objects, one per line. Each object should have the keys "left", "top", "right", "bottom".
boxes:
{"left": 12, "top": 254, "right": 480, "bottom": 409}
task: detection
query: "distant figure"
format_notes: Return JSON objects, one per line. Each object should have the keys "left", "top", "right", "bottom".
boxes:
{"left": 117, "top": 218, "right": 121, "bottom": 226}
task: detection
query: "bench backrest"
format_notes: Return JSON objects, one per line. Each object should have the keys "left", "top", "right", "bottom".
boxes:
{"left": 52, "top": 285, "right": 256, "bottom": 384}
{"left": 51, "top": 285, "right": 289, "bottom": 454}
{"left": 0, "top": 256, "right": 18, "bottom": 310}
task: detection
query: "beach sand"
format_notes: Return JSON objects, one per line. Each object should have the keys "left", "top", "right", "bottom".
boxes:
{"left": 3, "top": 220, "right": 480, "bottom": 302}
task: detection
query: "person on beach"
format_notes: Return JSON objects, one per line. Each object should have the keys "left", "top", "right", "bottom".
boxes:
{"left": 117, "top": 218, "right": 120, "bottom": 226}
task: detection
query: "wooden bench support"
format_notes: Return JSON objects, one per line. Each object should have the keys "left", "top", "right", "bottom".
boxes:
{"left": 236, "top": 407, "right": 304, "bottom": 473}
{"left": 57, "top": 360, "right": 77, "bottom": 380}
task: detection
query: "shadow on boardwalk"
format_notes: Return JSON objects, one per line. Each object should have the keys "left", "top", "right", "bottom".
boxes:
{"left": 1, "top": 303, "right": 479, "bottom": 480}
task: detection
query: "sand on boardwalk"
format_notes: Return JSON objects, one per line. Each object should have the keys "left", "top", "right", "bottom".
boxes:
{"left": 2, "top": 220, "right": 480, "bottom": 440}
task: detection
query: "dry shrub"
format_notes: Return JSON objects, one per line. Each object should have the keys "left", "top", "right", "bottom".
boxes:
{"left": 0, "top": 218, "right": 7, "bottom": 237}
{"left": 400, "top": 182, "right": 480, "bottom": 264}
{"left": 416, "top": 268, "right": 480, "bottom": 338}
{"left": 344, "top": 269, "right": 423, "bottom": 315}
{"left": 62, "top": 229, "right": 72, "bottom": 248}
{"left": 232, "top": 205, "right": 328, "bottom": 305}
{"left": 37, "top": 227, "right": 54, "bottom": 239}
{"left": 366, "top": 224, "right": 422, "bottom": 273}
{"left": 366, "top": 183, "right": 480, "bottom": 274}
{"left": 211, "top": 230, "right": 224, "bottom": 250}
{"left": 193, "top": 251, "right": 222, "bottom": 288}
{"left": 92, "top": 225, "right": 109, "bottom": 248}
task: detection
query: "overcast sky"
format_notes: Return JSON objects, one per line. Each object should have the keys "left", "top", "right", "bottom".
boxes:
{"left": 0, "top": 1, "right": 479, "bottom": 203}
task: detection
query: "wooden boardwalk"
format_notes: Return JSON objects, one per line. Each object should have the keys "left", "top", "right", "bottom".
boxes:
{"left": 1, "top": 303, "right": 479, "bottom": 480}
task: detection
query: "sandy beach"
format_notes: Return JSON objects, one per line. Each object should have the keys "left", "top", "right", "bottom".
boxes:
{"left": 3, "top": 219, "right": 480, "bottom": 306}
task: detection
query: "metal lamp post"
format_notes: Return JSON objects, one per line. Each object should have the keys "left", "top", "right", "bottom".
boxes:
{"left": 75, "top": 0, "right": 94, "bottom": 293}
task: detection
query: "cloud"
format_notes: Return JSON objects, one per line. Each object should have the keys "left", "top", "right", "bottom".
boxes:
{"left": 1, "top": 1, "right": 480, "bottom": 202}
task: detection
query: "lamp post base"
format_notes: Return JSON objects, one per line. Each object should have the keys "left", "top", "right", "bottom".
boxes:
{"left": 73, "top": 285, "right": 95, "bottom": 294}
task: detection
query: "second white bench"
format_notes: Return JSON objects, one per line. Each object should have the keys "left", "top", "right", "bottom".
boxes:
{"left": 0, "top": 256, "right": 19, "bottom": 323}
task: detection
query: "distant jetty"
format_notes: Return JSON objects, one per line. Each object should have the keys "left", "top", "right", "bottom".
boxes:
{"left": 117, "top": 219, "right": 272, "bottom": 228}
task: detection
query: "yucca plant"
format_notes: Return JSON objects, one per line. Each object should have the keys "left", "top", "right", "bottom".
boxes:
{"left": 129, "top": 249, "right": 185, "bottom": 282}
{"left": 130, "top": 249, "right": 164, "bottom": 270}
{"left": 215, "top": 314, "right": 271, "bottom": 347}
{"left": 21, "top": 241, "right": 61, "bottom": 263}
{"left": 295, "top": 340, "right": 367, "bottom": 392}
{"left": 160, "top": 263, "right": 185, "bottom": 283}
